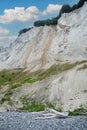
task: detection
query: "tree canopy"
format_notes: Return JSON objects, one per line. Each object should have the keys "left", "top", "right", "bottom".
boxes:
{"left": 34, "top": 0, "right": 87, "bottom": 27}
{"left": 59, "top": 5, "right": 72, "bottom": 17}
{"left": 34, "top": 17, "right": 58, "bottom": 27}
{"left": 18, "top": 0, "right": 87, "bottom": 34}
{"left": 18, "top": 27, "right": 33, "bottom": 36}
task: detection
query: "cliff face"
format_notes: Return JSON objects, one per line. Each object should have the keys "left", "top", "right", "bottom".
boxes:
{"left": 0, "top": 3, "right": 87, "bottom": 111}
{"left": 0, "top": 26, "right": 57, "bottom": 71}
{"left": 0, "top": 3, "right": 87, "bottom": 71}
{"left": 49, "top": 3, "right": 87, "bottom": 63}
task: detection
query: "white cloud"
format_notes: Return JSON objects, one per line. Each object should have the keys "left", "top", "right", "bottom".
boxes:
{"left": 0, "top": 6, "right": 39, "bottom": 23}
{"left": 0, "top": 35, "right": 17, "bottom": 46}
{"left": 0, "top": 35, "right": 16, "bottom": 41}
{"left": 42, "top": 4, "right": 62, "bottom": 15}
{"left": 0, "top": 27, "right": 9, "bottom": 35}
{"left": 0, "top": 4, "right": 62, "bottom": 24}
{"left": 0, "top": 26, "right": 16, "bottom": 45}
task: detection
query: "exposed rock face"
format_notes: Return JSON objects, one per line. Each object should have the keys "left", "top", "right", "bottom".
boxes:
{"left": 0, "top": 3, "right": 87, "bottom": 71}
{"left": 0, "top": 26, "right": 57, "bottom": 71}
{"left": 10, "top": 65, "right": 87, "bottom": 111}
{"left": 49, "top": 6, "right": 87, "bottom": 63}
{"left": 0, "top": 3, "right": 87, "bottom": 111}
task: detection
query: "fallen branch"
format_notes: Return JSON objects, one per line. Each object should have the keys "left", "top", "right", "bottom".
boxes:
{"left": 35, "top": 108, "right": 68, "bottom": 120}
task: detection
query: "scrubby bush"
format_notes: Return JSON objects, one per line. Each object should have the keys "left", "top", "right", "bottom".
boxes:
{"left": 34, "top": 17, "right": 58, "bottom": 27}
{"left": 18, "top": 27, "right": 33, "bottom": 36}
{"left": 72, "top": 0, "right": 87, "bottom": 10}
{"left": 59, "top": 0, "right": 87, "bottom": 17}
{"left": 59, "top": 5, "right": 72, "bottom": 17}
{"left": 69, "top": 107, "right": 87, "bottom": 116}
{"left": 34, "top": 0, "right": 87, "bottom": 27}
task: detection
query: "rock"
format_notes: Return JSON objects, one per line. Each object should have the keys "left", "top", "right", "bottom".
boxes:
{"left": 0, "top": 3, "right": 87, "bottom": 71}
{"left": 0, "top": 3, "right": 87, "bottom": 112}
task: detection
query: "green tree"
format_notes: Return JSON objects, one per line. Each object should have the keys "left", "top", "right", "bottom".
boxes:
{"left": 72, "top": 0, "right": 87, "bottom": 10}
{"left": 59, "top": 5, "right": 72, "bottom": 17}
{"left": 34, "top": 18, "right": 58, "bottom": 27}
{"left": 33, "top": 0, "right": 87, "bottom": 27}
{"left": 18, "top": 27, "right": 33, "bottom": 36}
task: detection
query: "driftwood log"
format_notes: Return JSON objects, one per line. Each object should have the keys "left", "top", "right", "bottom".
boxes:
{"left": 35, "top": 108, "right": 69, "bottom": 119}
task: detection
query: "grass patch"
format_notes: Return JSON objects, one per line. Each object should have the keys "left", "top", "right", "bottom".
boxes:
{"left": 56, "top": 106, "right": 63, "bottom": 112}
{"left": 11, "top": 83, "right": 22, "bottom": 89}
{"left": 0, "top": 69, "right": 42, "bottom": 88}
{"left": 19, "top": 101, "right": 63, "bottom": 112}
{"left": 19, "top": 96, "right": 45, "bottom": 112}
{"left": 0, "top": 91, "right": 12, "bottom": 104}
{"left": 19, "top": 96, "right": 56, "bottom": 112}
{"left": 68, "top": 108, "right": 87, "bottom": 116}
{"left": 0, "top": 68, "right": 39, "bottom": 90}
{"left": 0, "top": 60, "right": 87, "bottom": 90}
{"left": 0, "top": 60, "right": 87, "bottom": 106}
{"left": 19, "top": 96, "right": 62, "bottom": 112}
{"left": 20, "top": 96, "right": 29, "bottom": 105}
{"left": 23, "top": 78, "right": 38, "bottom": 83}
{"left": 37, "top": 63, "right": 77, "bottom": 80}
{"left": 0, "top": 69, "right": 24, "bottom": 86}
{"left": 19, "top": 101, "right": 45, "bottom": 112}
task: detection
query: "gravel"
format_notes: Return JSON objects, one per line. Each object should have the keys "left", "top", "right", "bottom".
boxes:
{"left": 0, "top": 112, "right": 87, "bottom": 130}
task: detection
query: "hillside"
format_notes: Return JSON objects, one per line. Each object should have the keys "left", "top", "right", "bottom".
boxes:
{"left": 0, "top": 3, "right": 87, "bottom": 112}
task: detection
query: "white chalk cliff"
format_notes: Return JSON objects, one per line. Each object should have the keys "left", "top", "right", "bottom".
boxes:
{"left": 0, "top": 3, "right": 87, "bottom": 111}
{"left": 0, "top": 3, "right": 87, "bottom": 71}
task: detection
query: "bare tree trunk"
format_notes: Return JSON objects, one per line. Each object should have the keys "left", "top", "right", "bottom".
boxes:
{"left": 35, "top": 108, "right": 68, "bottom": 120}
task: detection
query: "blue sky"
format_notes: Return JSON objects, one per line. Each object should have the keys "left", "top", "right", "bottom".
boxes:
{"left": 0, "top": 0, "right": 79, "bottom": 46}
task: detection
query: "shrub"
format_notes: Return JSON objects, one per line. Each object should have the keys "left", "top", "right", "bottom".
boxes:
{"left": 59, "top": 5, "right": 72, "bottom": 17}
{"left": 34, "top": 0, "right": 87, "bottom": 27}
{"left": 18, "top": 27, "right": 33, "bottom": 36}
{"left": 69, "top": 108, "right": 87, "bottom": 116}
{"left": 19, "top": 101, "right": 45, "bottom": 112}
{"left": 72, "top": 0, "right": 87, "bottom": 10}
{"left": 34, "top": 17, "right": 58, "bottom": 27}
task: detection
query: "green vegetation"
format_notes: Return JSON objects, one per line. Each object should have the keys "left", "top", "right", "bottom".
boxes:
{"left": 57, "top": 107, "right": 63, "bottom": 112}
{"left": 17, "top": 1, "right": 87, "bottom": 33}
{"left": 59, "top": 4, "right": 72, "bottom": 18}
{"left": 20, "top": 96, "right": 29, "bottom": 105}
{"left": 0, "top": 61, "right": 87, "bottom": 91}
{"left": 19, "top": 96, "right": 63, "bottom": 112}
{"left": 72, "top": 0, "right": 87, "bottom": 11}
{"left": 77, "top": 64, "right": 87, "bottom": 70}
{"left": 23, "top": 78, "right": 38, "bottom": 83}
{"left": 34, "top": 17, "right": 58, "bottom": 27}
{"left": 69, "top": 108, "right": 87, "bottom": 116}
{"left": 11, "top": 83, "right": 22, "bottom": 89}
{"left": 0, "top": 68, "right": 24, "bottom": 86}
{"left": 0, "top": 68, "right": 40, "bottom": 87}
{"left": 0, "top": 91, "right": 13, "bottom": 104}
{"left": 18, "top": 27, "right": 33, "bottom": 36}
{"left": 19, "top": 95, "right": 63, "bottom": 112}
{"left": 83, "top": 89, "right": 87, "bottom": 93}
{"left": 19, "top": 96, "right": 56, "bottom": 112}
{"left": 37, "top": 62, "right": 77, "bottom": 80}
{"left": 17, "top": 1, "right": 87, "bottom": 34}
{"left": 19, "top": 103, "right": 63, "bottom": 112}
{"left": 34, "top": 0, "right": 87, "bottom": 27}
{"left": 19, "top": 101, "right": 45, "bottom": 112}
{"left": 59, "top": 0, "right": 87, "bottom": 17}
